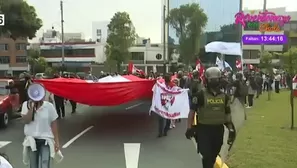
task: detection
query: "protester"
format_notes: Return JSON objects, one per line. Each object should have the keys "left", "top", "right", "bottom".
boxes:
{"left": 246, "top": 76, "right": 256, "bottom": 108}
{"left": 232, "top": 72, "right": 247, "bottom": 104}
{"left": 255, "top": 72, "right": 263, "bottom": 98}
{"left": 157, "top": 73, "right": 172, "bottom": 137}
{"left": 53, "top": 75, "right": 65, "bottom": 118}
{"left": 274, "top": 72, "right": 281, "bottom": 93}
{"left": 68, "top": 74, "right": 78, "bottom": 113}
{"left": 185, "top": 67, "right": 235, "bottom": 168}
{"left": 21, "top": 92, "right": 60, "bottom": 168}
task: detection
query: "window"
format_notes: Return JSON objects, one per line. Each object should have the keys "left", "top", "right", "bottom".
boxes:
{"left": 16, "top": 43, "right": 27, "bottom": 50}
{"left": 284, "top": 23, "right": 291, "bottom": 31}
{"left": 40, "top": 49, "right": 95, "bottom": 57}
{"left": 96, "top": 29, "right": 101, "bottom": 36}
{"left": 250, "top": 50, "right": 260, "bottom": 59}
{"left": 0, "top": 56, "right": 10, "bottom": 64}
{"left": 0, "top": 44, "right": 8, "bottom": 51}
{"left": 16, "top": 56, "right": 27, "bottom": 63}
{"left": 242, "top": 50, "right": 250, "bottom": 59}
{"left": 291, "top": 23, "right": 297, "bottom": 31}
{"left": 131, "top": 52, "right": 144, "bottom": 60}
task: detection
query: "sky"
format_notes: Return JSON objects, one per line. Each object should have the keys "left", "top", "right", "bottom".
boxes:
{"left": 27, "top": 0, "right": 297, "bottom": 43}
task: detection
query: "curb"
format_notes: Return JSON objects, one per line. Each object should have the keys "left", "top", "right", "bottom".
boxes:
{"left": 214, "top": 156, "right": 229, "bottom": 168}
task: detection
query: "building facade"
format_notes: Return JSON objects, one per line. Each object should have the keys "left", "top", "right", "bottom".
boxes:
{"left": 39, "top": 42, "right": 105, "bottom": 72}
{"left": 41, "top": 29, "right": 84, "bottom": 43}
{"left": 0, "top": 36, "right": 28, "bottom": 76}
{"left": 242, "top": 7, "right": 297, "bottom": 64}
{"left": 92, "top": 21, "right": 109, "bottom": 43}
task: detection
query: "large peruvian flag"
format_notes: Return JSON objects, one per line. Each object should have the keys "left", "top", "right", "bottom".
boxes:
{"left": 36, "top": 75, "right": 154, "bottom": 106}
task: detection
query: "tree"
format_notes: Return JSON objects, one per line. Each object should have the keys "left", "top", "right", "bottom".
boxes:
{"left": 27, "top": 49, "right": 48, "bottom": 73}
{"left": 167, "top": 3, "right": 207, "bottom": 65}
{"left": 105, "top": 12, "right": 136, "bottom": 72}
{"left": 220, "top": 23, "right": 240, "bottom": 42}
{"left": 0, "top": 0, "right": 42, "bottom": 39}
{"left": 259, "top": 51, "right": 273, "bottom": 101}
{"left": 281, "top": 47, "right": 297, "bottom": 129}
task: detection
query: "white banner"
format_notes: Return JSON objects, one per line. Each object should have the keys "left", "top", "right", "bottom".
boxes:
{"left": 150, "top": 81, "right": 190, "bottom": 119}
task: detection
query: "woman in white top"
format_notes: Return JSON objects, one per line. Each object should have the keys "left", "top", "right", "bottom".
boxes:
{"left": 21, "top": 96, "right": 59, "bottom": 168}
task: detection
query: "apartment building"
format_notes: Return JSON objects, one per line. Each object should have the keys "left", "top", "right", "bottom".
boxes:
{"left": 0, "top": 36, "right": 28, "bottom": 76}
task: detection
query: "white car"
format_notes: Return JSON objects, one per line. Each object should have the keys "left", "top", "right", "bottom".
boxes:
{"left": 35, "top": 73, "right": 46, "bottom": 79}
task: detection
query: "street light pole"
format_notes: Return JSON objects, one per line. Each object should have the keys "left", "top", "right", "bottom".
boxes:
{"left": 163, "top": 4, "right": 166, "bottom": 74}
{"left": 60, "top": 0, "right": 65, "bottom": 72}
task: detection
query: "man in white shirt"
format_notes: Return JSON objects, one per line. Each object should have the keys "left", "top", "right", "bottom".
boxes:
{"left": 275, "top": 73, "right": 281, "bottom": 93}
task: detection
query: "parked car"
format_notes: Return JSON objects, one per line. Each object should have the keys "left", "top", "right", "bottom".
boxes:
{"left": 35, "top": 73, "right": 47, "bottom": 79}
{"left": 0, "top": 79, "right": 20, "bottom": 128}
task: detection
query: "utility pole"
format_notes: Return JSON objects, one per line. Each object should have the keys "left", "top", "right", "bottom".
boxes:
{"left": 60, "top": 0, "right": 65, "bottom": 72}
{"left": 163, "top": 4, "right": 166, "bottom": 74}
{"left": 239, "top": 0, "right": 243, "bottom": 70}
{"left": 260, "top": 0, "right": 267, "bottom": 57}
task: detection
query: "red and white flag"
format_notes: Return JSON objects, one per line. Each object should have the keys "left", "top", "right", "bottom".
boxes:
{"left": 195, "top": 59, "right": 205, "bottom": 82}
{"left": 248, "top": 64, "right": 254, "bottom": 70}
{"left": 236, "top": 59, "right": 242, "bottom": 70}
{"left": 128, "top": 62, "right": 145, "bottom": 75}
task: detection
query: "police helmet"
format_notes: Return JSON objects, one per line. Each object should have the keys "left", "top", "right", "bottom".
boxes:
{"left": 204, "top": 67, "right": 221, "bottom": 79}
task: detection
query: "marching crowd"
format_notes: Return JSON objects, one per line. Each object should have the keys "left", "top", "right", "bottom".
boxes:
{"left": 0, "top": 67, "right": 289, "bottom": 168}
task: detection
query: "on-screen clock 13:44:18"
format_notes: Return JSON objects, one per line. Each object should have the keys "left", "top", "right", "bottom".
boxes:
{"left": 242, "top": 34, "right": 288, "bottom": 45}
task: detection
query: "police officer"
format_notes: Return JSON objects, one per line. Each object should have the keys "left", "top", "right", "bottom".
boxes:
{"left": 189, "top": 70, "right": 202, "bottom": 95}
{"left": 185, "top": 67, "right": 235, "bottom": 168}
{"left": 157, "top": 73, "right": 172, "bottom": 137}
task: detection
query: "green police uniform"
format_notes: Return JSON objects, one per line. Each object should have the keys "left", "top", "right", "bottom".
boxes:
{"left": 186, "top": 67, "right": 234, "bottom": 168}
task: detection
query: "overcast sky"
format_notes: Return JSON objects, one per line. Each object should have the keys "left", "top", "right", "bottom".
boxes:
{"left": 27, "top": 0, "right": 297, "bottom": 43}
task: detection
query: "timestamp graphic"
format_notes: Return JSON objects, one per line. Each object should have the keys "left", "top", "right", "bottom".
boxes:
{"left": 242, "top": 34, "right": 288, "bottom": 45}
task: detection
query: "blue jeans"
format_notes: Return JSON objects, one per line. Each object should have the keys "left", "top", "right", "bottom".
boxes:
{"left": 29, "top": 139, "right": 51, "bottom": 168}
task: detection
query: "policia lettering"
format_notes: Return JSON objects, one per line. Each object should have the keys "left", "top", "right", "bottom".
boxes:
{"left": 185, "top": 67, "right": 236, "bottom": 168}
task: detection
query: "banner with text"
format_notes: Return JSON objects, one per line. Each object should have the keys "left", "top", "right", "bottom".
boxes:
{"left": 150, "top": 82, "right": 190, "bottom": 119}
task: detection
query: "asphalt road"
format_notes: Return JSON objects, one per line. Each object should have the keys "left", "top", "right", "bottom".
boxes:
{"left": 0, "top": 101, "right": 202, "bottom": 168}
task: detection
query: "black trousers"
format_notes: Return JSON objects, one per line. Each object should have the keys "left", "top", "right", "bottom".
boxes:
{"left": 69, "top": 100, "right": 77, "bottom": 112}
{"left": 158, "top": 116, "right": 170, "bottom": 135}
{"left": 54, "top": 96, "right": 65, "bottom": 117}
{"left": 275, "top": 81, "right": 280, "bottom": 93}
{"left": 247, "top": 94, "right": 254, "bottom": 107}
{"left": 195, "top": 124, "right": 224, "bottom": 168}
{"left": 263, "top": 82, "right": 268, "bottom": 91}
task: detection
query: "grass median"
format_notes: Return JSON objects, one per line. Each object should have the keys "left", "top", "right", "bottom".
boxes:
{"left": 227, "top": 90, "right": 297, "bottom": 168}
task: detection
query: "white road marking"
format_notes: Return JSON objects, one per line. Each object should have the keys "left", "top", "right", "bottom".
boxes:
{"left": 124, "top": 143, "right": 141, "bottom": 168}
{"left": 0, "top": 141, "right": 11, "bottom": 148}
{"left": 62, "top": 126, "right": 94, "bottom": 148}
{"left": 125, "top": 103, "right": 143, "bottom": 110}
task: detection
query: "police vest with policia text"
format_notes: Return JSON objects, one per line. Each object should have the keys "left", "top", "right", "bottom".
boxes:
{"left": 194, "top": 90, "right": 227, "bottom": 125}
